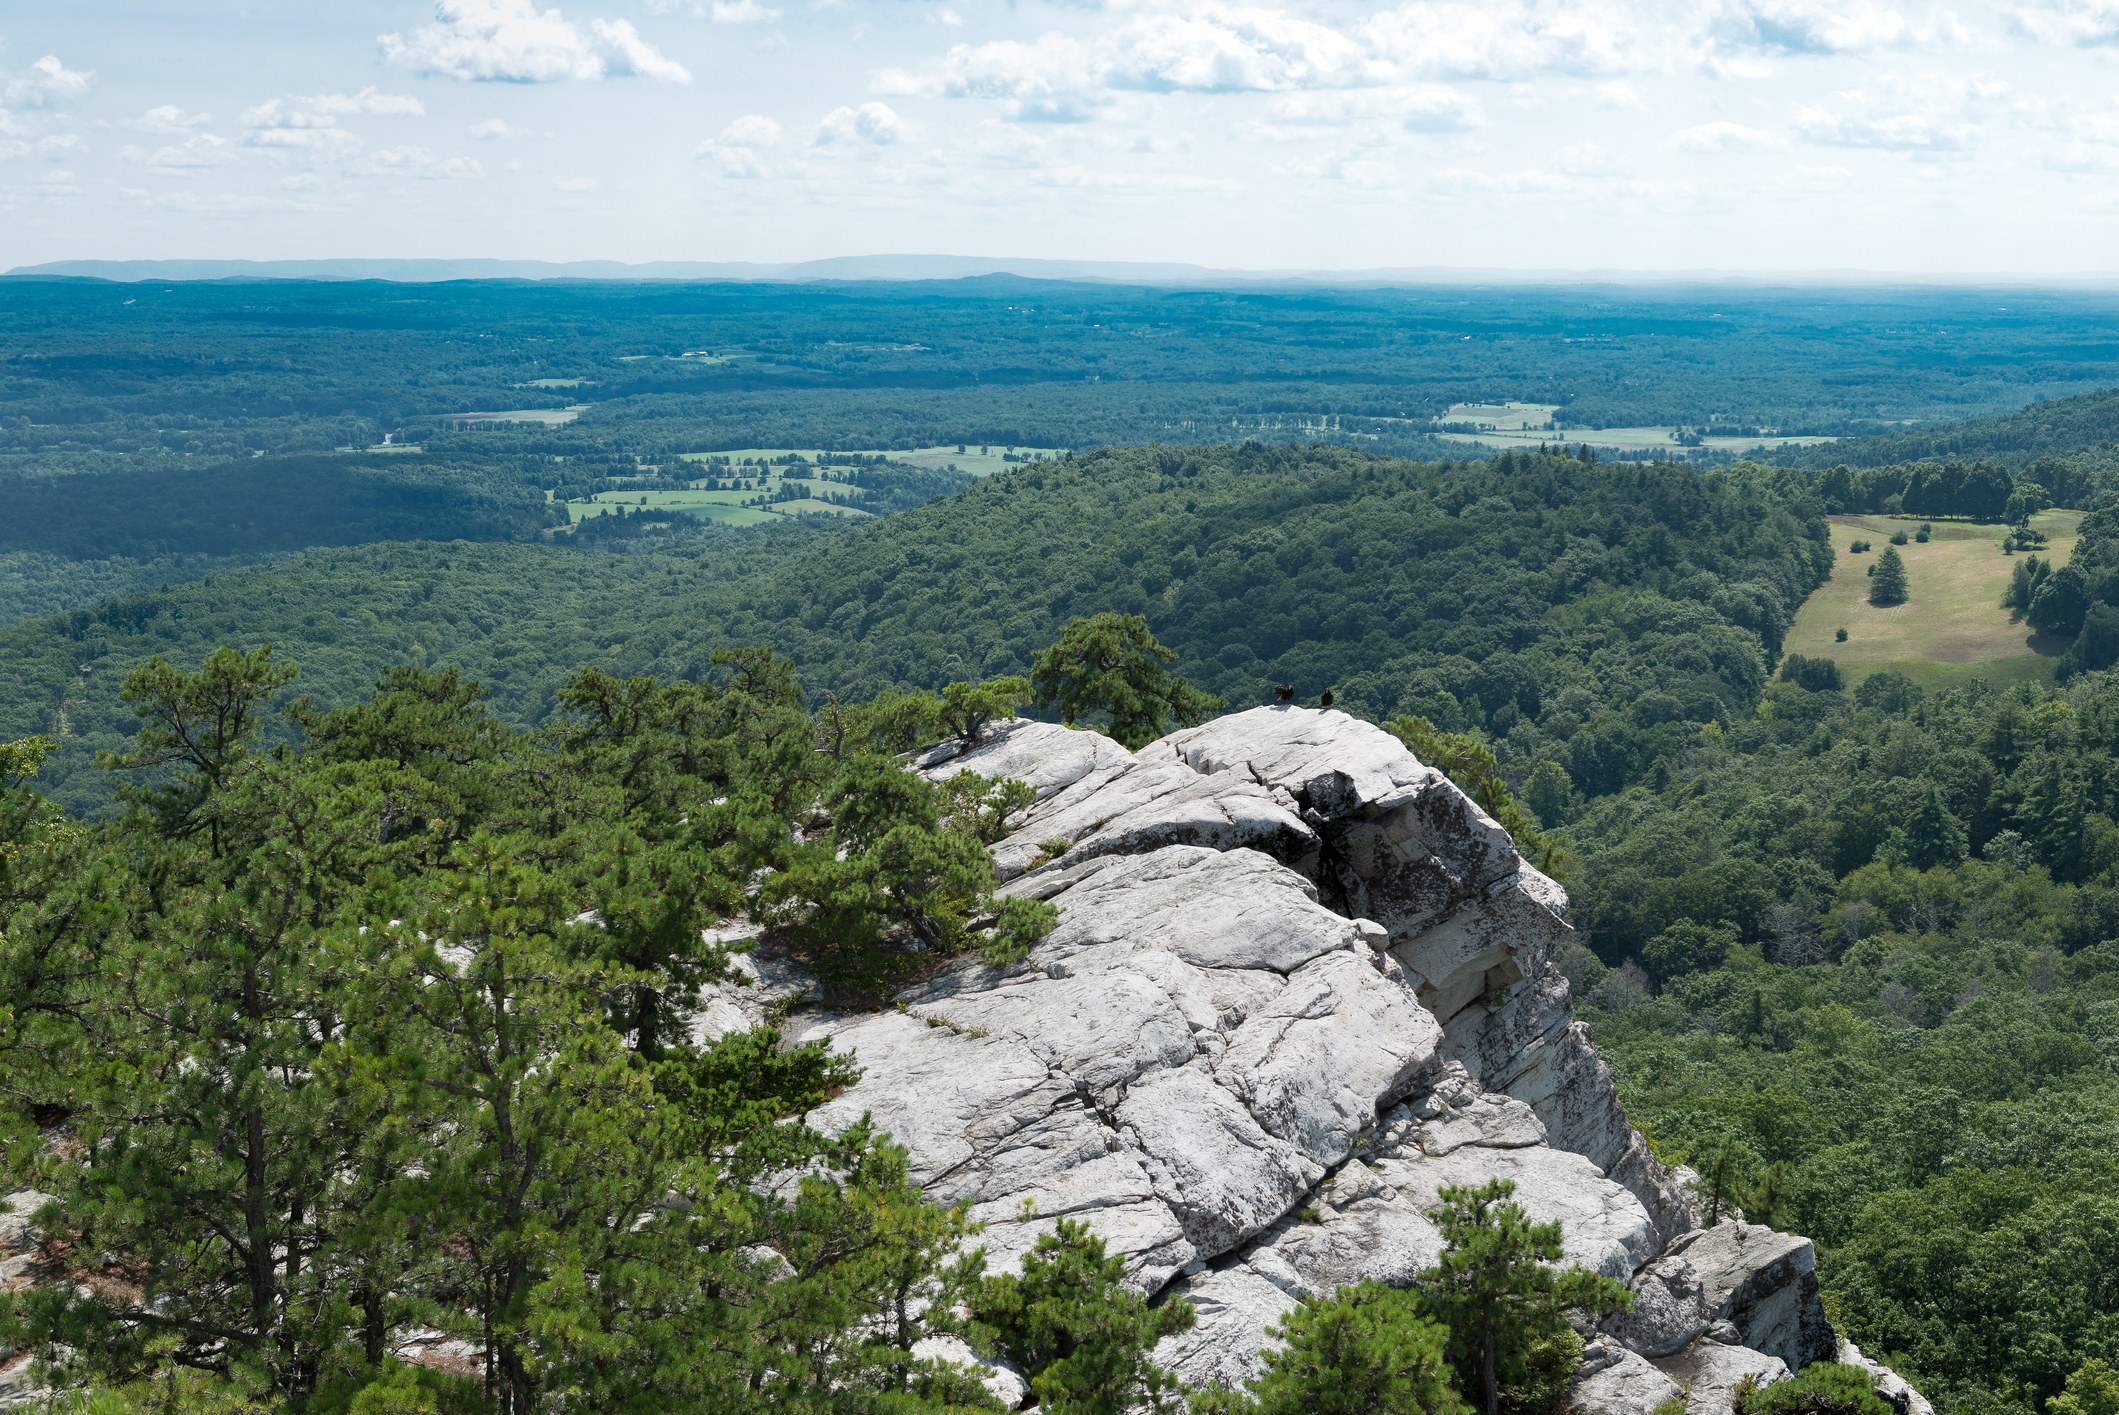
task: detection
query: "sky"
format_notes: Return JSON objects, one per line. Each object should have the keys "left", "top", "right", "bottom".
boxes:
{"left": 3, "top": 0, "right": 2119, "bottom": 273}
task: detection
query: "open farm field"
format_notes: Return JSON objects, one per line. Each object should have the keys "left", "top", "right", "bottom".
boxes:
{"left": 678, "top": 444, "right": 1065, "bottom": 476}
{"left": 445, "top": 405, "right": 589, "bottom": 426}
{"left": 562, "top": 473, "right": 873, "bottom": 525}
{"left": 1781, "top": 509, "right": 2081, "bottom": 681}
{"left": 1430, "top": 400, "right": 1838, "bottom": 455}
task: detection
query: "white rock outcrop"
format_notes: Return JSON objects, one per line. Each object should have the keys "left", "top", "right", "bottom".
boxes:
{"left": 788, "top": 708, "right": 1921, "bottom": 1414}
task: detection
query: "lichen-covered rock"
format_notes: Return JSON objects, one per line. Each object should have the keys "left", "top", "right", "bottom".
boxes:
{"left": 911, "top": 1335, "right": 1031, "bottom": 1408}
{"left": 1009, "top": 845, "right": 1362, "bottom": 976}
{"left": 1667, "top": 1222, "right": 1837, "bottom": 1373}
{"left": 1840, "top": 1340, "right": 1936, "bottom": 1415}
{"left": 1151, "top": 1266, "right": 1299, "bottom": 1394}
{"left": 1119, "top": 1066, "right": 1324, "bottom": 1255}
{"left": 1239, "top": 1159, "right": 1447, "bottom": 1298}
{"left": 916, "top": 718, "right": 1136, "bottom": 804}
{"left": 1654, "top": 1341, "right": 1790, "bottom": 1415}
{"left": 1215, "top": 949, "right": 1443, "bottom": 1164}
{"left": 1605, "top": 1253, "right": 1714, "bottom": 1358}
{"left": 988, "top": 757, "right": 1315, "bottom": 880}
{"left": 1573, "top": 1338, "right": 1685, "bottom": 1415}
{"left": 907, "top": 969, "right": 1197, "bottom": 1094}
{"left": 795, "top": 714, "right": 1929, "bottom": 1414}
{"left": 1372, "top": 1145, "right": 1658, "bottom": 1281}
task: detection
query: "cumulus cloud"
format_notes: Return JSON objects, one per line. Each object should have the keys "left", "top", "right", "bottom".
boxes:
{"left": 876, "top": 1, "right": 1644, "bottom": 121}
{"left": 816, "top": 101, "right": 906, "bottom": 146}
{"left": 241, "top": 97, "right": 364, "bottom": 152}
{"left": 696, "top": 113, "right": 783, "bottom": 176}
{"left": 131, "top": 106, "right": 214, "bottom": 133}
{"left": 469, "top": 118, "right": 538, "bottom": 138}
{"left": 710, "top": 0, "right": 781, "bottom": 21}
{"left": 1707, "top": 0, "right": 1962, "bottom": 56}
{"left": 1672, "top": 120, "right": 1783, "bottom": 150}
{"left": 1793, "top": 76, "right": 2008, "bottom": 153}
{"left": 364, "top": 145, "right": 486, "bottom": 178}
{"left": 1256, "top": 86, "right": 1484, "bottom": 134}
{"left": 2008, "top": 0, "right": 2119, "bottom": 44}
{"left": 7, "top": 56, "right": 94, "bottom": 108}
{"left": 312, "top": 87, "right": 427, "bottom": 117}
{"left": 120, "top": 132, "right": 236, "bottom": 171}
{"left": 381, "top": 0, "right": 690, "bottom": 83}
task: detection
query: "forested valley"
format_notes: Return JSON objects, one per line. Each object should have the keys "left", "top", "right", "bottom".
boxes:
{"left": 6, "top": 276, "right": 2119, "bottom": 1415}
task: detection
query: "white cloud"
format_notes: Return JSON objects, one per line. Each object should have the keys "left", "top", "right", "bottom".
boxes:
{"left": 553, "top": 175, "right": 598, "bottom": 189}
{"left": 7, "top": 56, "right": 94, "bottom": 108}
{"left": 311, "top": 87, "right": 427, "bottom": 117}
{"left": 816, "top": 101, "right": 907, "bottom": 146}
{"left": 696, "top": 114, "right": 783, "bottom": 176}
{"left": 1672, "top": 120, "right": 1783, "bottom": 151}
{"left": 380, "top": 0, "right": 690, "bottom": 83}
{"left": 1706, "top": 0, "right": 1961, "bottom": 57}
{"left": 710, "top": 0, "right": 782, "bottom": 22}
{"left": 1256, "top": 86, "right": 1484, "bottom": 134}
{"left": 1361, "top": 2, "right": 1639, "bottom": 82}
{"left": 131, "top": 105, "right": 213, "bottom": 133}
{"left": 120, "top": 132, "right": 237, "bottom": 170}
{"left": 1793, "top": 76, "right": 2008, "bottom": 152}
{"left": 241, "top": 97, "right": 365, "bottom": 152}
{"left": 1427, "top": 166, "right": 1575, "bottom": 194}
{"left": 471, "top": 118, "right": 532, "bottom": 138}
{"left": 928, "top": 8, "right": 964, "bottom": 26}
{"left": 2009, "top": 0, "right": 2119, "bottom": 44}
{"left": 38, "top": 168, "right": 84, "bottom": 196}
{"left": 365, "top": 145, "right": 486, "bottom": 178}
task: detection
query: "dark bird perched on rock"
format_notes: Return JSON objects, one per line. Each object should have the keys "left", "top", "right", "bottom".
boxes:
{"left": 1272, "top": 684, "right": 1295, "bottom": 703}
{"left": 1319, "top": 688, "right": 1335, "bottom": 708}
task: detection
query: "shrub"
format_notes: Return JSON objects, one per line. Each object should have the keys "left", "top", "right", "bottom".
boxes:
{"left": 1733, "top": 1363, "right": 1895, "bottom": 1415}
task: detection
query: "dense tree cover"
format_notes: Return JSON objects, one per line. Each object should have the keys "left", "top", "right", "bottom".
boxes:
{"left": 0, "top": 635, "right": 1800, "bottom": 1415}
{"left": 1814, "top": 461, "right": 2024, "bottom": 521}
{"left": 0, "top": 445, "right": 1830, "bottom": 819}
{"left": 0, "top": 640, "right": 1089, "bottom": 1413}
{"left": 0, "top": 456, "right": 563, "bottom": 559}
{"left": 1786, "top": 387, "right": 2119, "bottom": 476}
{"left": 1555, "top": 666, "right": 2119, "bottom": 1415}
{"left": 9, "top": 279, "right": 2119, "bottom": 473}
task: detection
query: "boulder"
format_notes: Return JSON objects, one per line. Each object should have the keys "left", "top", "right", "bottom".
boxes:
{"left": 1372, "top": 1144, "right": 1658, "bottom": 1281}
{"left": 1238, "top": 1159, "right": 1448, "bottom": 1298}
{"left": 912, "top": 1334, "right": 1031, "bottom": 1409}
{"left": 1839, "top": 1340, "right": 1936, "bottom": 1415}
{"left": 1151, "top": 1266, "right": 1298, "bottom": 1395}
{"left": 1654, "top": 1341, "right": 1790, "bottom": 1415}
{"left": 1605, "top": 1253, "right": 1714, "bottom": 1359}
{"left": 915, "top": 718, "right": 1136, "bottom": 804}
{"left": 0, "top": 1194, "right": 53, "bottom": 1255}
{"left": 1666, "top": 1223, "right": 1837, "bottom": 1373}
{"left": 1118, "top": 1066, "right": 1323, "bottom": 1255}
{"left": 1573, "top": 1337, "right": 1686, "bottom": 1415}
{"left": 906, "top": 969, "right": 1197, "bottom": 1094}
{"left": 1216, "top": 949, "right": 1443, "bottom": 1164}
{"left": 988, "top": 757, "right": 1315, "bottom": 881}
{"left": 1009, "top": 845, "right": 1363, "bottom": 976}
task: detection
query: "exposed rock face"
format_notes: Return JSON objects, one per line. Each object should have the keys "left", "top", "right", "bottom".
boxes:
{"left": 793, "top": 709, "right": 1920, "bottom": 1414}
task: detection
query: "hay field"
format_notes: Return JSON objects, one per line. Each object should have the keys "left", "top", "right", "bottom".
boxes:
{"left": 1781, "top": 510, "right": 2082, "bottom": 684}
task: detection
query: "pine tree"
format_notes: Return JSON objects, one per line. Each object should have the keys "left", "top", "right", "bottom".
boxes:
{"left": 1194, "top": 1282, "right": 1469, "bottom": 1415}
{"left": 1869, "top": 545, "right": 1910, "bottom": 606}
{"left": 1414, "top": 1180, "right": 1631, "bottom": 1415}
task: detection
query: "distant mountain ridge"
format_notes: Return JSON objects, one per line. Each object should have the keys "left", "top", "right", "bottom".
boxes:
{"left": 13, "top": 256, "right": 2119, "bottom": 288}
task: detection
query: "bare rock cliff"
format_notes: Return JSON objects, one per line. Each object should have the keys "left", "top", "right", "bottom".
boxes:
{"left": 794, "top": 708, "right": 1921, "bottom": 1414}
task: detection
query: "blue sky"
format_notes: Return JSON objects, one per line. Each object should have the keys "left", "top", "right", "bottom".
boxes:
{"left": 5, "top": 0, "right": 2119, "bottom": 272}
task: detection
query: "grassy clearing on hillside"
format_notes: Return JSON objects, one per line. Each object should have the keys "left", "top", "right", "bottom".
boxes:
{"left": 562, "top": 476, "right": 866, "bottom": 525}
{"left": 1782, "top": 510, "right": 2081, "bottom": 679}
{"left": 678, "top": 445, "right": 1065, "bottom": 477}
{"left": 1429, "top": 400, "right": 1838, "bottom": 455}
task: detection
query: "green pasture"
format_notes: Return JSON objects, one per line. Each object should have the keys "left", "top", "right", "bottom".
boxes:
{"left": 1429, "top": 400, "right": 1836, "bottom": 455}
{"left": 677, "top": 445, "right": 1066, "bottom": 478}
{"left": 559, "top": 472, "right": 870, "bottom": 527}
{"left": 1782, "top": 509, "right": 2083, "bottom": 684}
